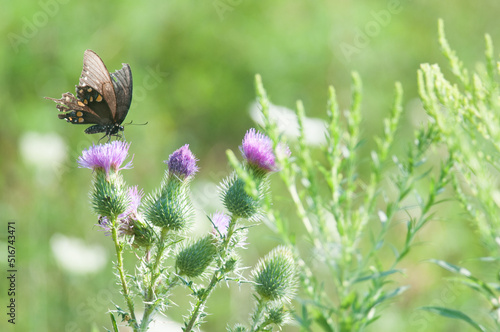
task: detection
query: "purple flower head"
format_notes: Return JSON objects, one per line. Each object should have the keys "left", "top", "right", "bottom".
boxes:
{"left": 211, "top": 212, "right": 230, "bottom": 237}
{"left": 240, "top": 128, "right": 290, "bottom": 172}
{"left": 78, "top": 141, "right": 133, "bottom": 174}
{"left": 165, "top": 144, "right": 199, "bottom": 179}
{"left": 118, "top": 186, "right": 144, "bottom": 236}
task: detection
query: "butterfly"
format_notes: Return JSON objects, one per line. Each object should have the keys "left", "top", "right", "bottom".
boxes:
{"left": 46, "top": 49, "right": 133, "bottom": 140}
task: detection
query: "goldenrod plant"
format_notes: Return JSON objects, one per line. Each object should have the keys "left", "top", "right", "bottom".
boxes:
{"left": 417, "top": 19, "right": 500, "bottom": 332}
{"left": 254, "top": 66, "right": 452, "bottom": 330}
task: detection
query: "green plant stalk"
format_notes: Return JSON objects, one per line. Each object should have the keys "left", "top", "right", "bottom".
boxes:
{"left": 326, "top": 85, "right": 345, "bottom": 238}
{"left": 111, "top": 216, "right": 138, "bottom": 331}
{"left": 184, "top": 273, "right": 220, "bottom": 332}
{"left": 396, "top": 155, "right": 452, "bottom": 264}
{"left": 344, "top": 72, "right": 362, "bottom": 243}
{"left": 347, "top": 82, "right": 404, "bottom": 286}
{"left": 249, "top": 300, "right": 267, "bottom": 332}
{"left": 139, "top": 227, "right": 170, "bottom": 330}
{"left": 357, "top": 82, "right": 403, "bottom": 236}
{"left": 295, "top": 100, "right": 326, "bottom": 237}
{"left": 184, "top": 216, "right": 238, "bottom": 332}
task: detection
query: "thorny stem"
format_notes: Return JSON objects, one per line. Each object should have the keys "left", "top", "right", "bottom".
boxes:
{"left": 184, "top": 216, "right": 238, "bottom": 332}
{"left": 250, "top": 300, "right": 266, "bottom": 332}
{"left": 111, "top": 217, "right": 138, "bottom": 331}
{"left": 139, "top": 228, "right": 169, "bottom": 330}
{"left": 184, "top": 273, "right": 220, "bottom": 332}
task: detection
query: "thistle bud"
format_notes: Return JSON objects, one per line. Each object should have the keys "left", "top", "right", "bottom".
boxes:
{"left": 145, "top": 180, "right": 193, "bottom": 231}
{"left": 252, "top": 246, "right": 297, "bottom": 303}
{"left": 129, "top": 218, "right": 157, "bottom": 248}
{"left": 176, "top": 236, "right": 216, "bottom": 278}
{"left": 144, "top": 145, "right": 198, "bottom": 231}
{"left": 221, "top": 255, "right": 238, "bottom": 274}
{"left": 221, "top": 176, "right": 263, "bottom": 220}
{"left": 266, "top": 304, "right": 291, "bottom": 326}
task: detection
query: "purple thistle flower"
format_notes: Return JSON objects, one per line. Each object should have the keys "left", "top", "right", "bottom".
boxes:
{"left": 78, "top": 141, "right": 133, "bottom": 174}
{"left": 211, "top": 212, "right": 230, "bottom": 237}
{"left": 165, "top": 144, "right": 199, "bottom": 179}
{"left": 240, "top": 128, "right": 289, "bottom": 172}
{"left": 118, "top": 186, "right": 144, "bottom": 236}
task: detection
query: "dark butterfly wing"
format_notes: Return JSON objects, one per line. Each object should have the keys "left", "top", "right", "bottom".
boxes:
{"left": 110, "top": 64, "right": 133, "bottom": 124}
{"left": 79, "top": 50, "right": 117, "bottom": 119}
{"left": 45, "top": 92, "right": 103, "bottom": 125}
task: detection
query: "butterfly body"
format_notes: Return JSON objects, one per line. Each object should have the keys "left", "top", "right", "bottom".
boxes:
{"left": 46, "top": 50, "right": 133, "bottom": 140}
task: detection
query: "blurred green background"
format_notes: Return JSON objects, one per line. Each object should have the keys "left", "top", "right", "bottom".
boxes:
{"left": 1, "top": 0, "right": 500, "bottom": 331}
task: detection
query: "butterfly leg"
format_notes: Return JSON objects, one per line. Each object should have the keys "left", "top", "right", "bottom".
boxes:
{"left": 97, "top": 133, "right": 109, "bottom": 143}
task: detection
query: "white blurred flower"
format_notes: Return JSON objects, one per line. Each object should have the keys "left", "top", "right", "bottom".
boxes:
{"left": 249, "top": 101, "right": 327, "bottom": 146}
{"left": 50, "top": 233, "right": 108, "bottom": 274}
{"left": 19, "top": 131, "right": 68, "bottom": 186}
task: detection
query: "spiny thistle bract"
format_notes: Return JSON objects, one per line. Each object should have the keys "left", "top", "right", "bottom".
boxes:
{"left": 176, "top": 235, "right": 217, "bottom": 278}
{"left": 252, "top": 246, "right": 297, "bottom": 303}
{"left": 91, "top": 171, "right": 129, "bottom": 218}
{"left": 144, "top": 177, "right": 193, "bottom": 231}
{"left": 221, "top": 174, "right": 266, "bottom": 221}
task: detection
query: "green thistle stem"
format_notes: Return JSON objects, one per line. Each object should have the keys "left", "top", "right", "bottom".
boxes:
{"left": 184, "top": 216, "right": 238, "bottom": 332}
{"left": 250, "top": 300, "right": 266, "bottom": 332}
{"left": 140, "top": 228, "right": 169, "bottom": 330}
{"left": 184, "top": 273, "right": 221, "bottom": 332}
{"left": 111, "top": 216, "right": 138, "bottom": 331}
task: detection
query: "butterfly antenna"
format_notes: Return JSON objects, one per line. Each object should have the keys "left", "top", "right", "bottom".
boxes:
{"left": 123, "top": 120, "right": 148, "bottom": 126}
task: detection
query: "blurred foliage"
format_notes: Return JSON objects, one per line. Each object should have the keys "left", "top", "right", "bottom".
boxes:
{"left": 2, "top": 0, "right": 500, "bottom": 331}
